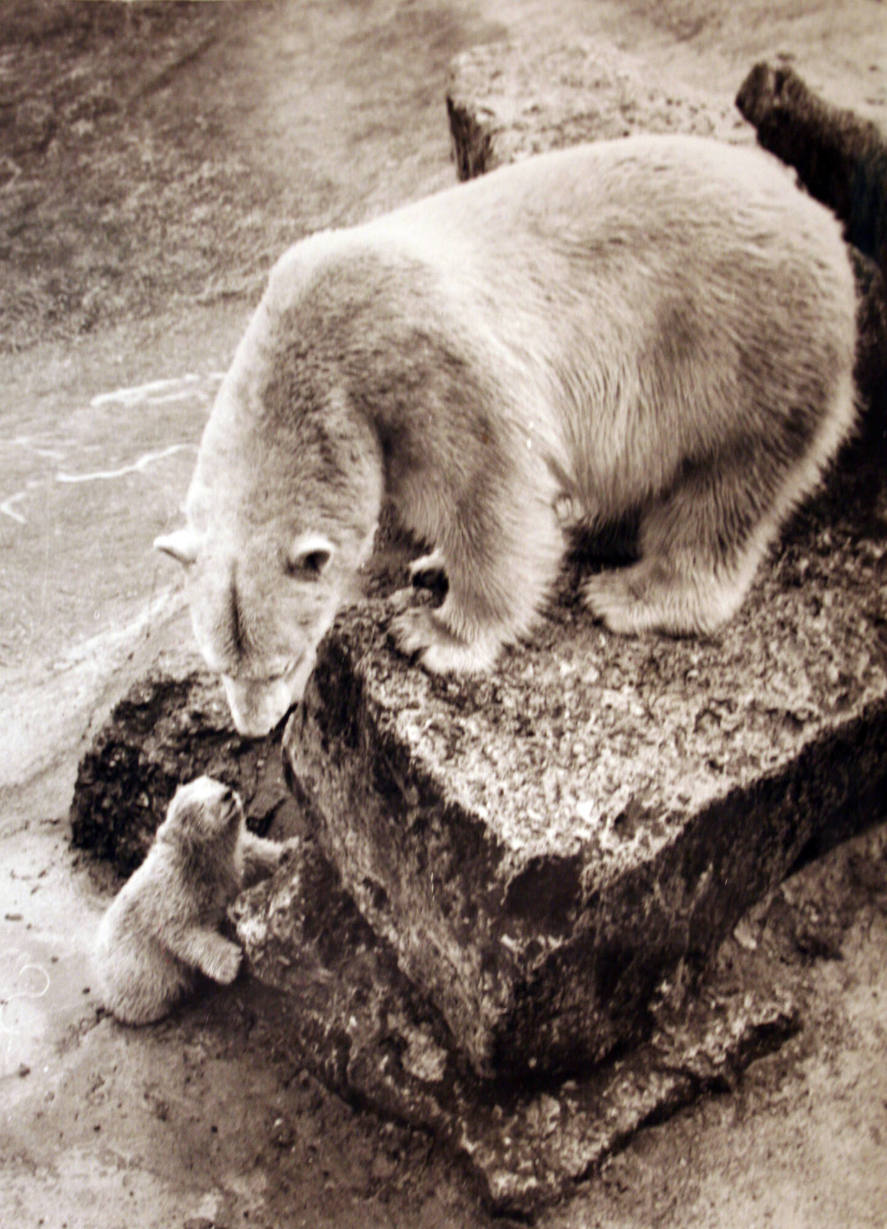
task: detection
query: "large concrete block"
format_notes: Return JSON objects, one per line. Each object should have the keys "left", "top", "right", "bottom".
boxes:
{"left": 285, "top": 485, "right": 887, "bottom": 1080}
{"left": 66, "top": 623, "right": 799, "bottom": 1216}
{"left": 445, "top": 38, "right": 751, "bottom": 180}
{"left": 234, "top": 830, "right": 797, "bottom": 1216}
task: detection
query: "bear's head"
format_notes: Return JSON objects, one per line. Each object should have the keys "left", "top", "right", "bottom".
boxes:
{"left": 155, "top": 252, "right": 384, "bottom": 737}
{"left": 155, "top": 428, "right": 382, "bottom": 736}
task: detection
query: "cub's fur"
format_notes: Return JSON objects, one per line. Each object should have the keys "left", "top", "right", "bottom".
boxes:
{"left": 156, "top": 134, "right": 858, "bottom": 736}
{"left": 94, "top": 776, "right": 283, "bottom": 1025}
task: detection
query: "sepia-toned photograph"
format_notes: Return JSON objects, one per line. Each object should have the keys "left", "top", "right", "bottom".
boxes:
{"left": 2, "top": 1, "right": 885, "bottom": 1225}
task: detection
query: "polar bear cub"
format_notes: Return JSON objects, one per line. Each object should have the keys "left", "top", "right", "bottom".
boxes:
{"left": 94, "top": 776, "right": 283, "bottom": 1025}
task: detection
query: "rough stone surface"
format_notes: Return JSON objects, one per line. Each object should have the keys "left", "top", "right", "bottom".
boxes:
{"left": 234, "top": 832, "right": 798, "bottom": 1217}
{"left": 445, "top": 38, "right": 751, "bottom": 180}
{"left": 284, "top": 461, "right": 887, "bottom": 1081}
{"left": 69, "top": 651, "right": 306, "bottom": 877}
{"left": 736, "top": 63, "right": 887, "bottom": 275}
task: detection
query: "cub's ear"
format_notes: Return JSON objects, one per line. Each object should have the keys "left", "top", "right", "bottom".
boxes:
{"left": 153, "top": 527, "right": 200, "bottom": 566}
{"left": 287, "top": 532, "right": 335, "bottom": 578}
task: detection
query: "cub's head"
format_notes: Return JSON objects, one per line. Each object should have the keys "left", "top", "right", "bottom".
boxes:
{"left": 155, "top": 266, "right": 384, "bottom": 737}
{"left": 160, "top": 776, "right": 244, "bottom": 849}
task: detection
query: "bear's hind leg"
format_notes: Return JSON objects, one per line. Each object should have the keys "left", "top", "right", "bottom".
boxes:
{"left": 584, "top": 363, "right": 856, "bottom": 636}
{"left": 582, "top": 551, "right": 760, "bottom": 636}
{"left": 98, "top": 938, "right": 193, "bottom": 1025}
{"left": 583, "top": 451, "right": 781, "bottom": 636}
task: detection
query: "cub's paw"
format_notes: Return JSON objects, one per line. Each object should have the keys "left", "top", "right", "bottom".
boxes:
{"left": 209, "top": 943, "right": 242, "bottom": 986}
{"left": 241, "top": 832, "right": 287, "bottom": 878}
{"left": 390, "top": 606, "right": 499, "bottom": 675}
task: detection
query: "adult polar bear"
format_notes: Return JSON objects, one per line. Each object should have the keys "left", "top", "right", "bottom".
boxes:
{"left": 157, "top": 134, "right": 857, "bottom": 737}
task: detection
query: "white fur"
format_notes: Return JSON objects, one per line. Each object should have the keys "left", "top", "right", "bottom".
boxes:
{"left": 94, "top": 776, "right": 283, "bottom": 1024}
{"left": 156, "top": 134, "right": 858, "bottom": 727}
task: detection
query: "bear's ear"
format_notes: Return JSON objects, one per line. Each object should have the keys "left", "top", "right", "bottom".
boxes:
{"left": 287, "top": 532, "right": 335, "bottom": 578}
{"left": 154, "top": 527, "right": 200, "bottom": 566}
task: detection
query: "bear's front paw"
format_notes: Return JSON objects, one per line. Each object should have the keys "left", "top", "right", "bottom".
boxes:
{"left": 390, "top": 605, "right": 439, "bottom": 657}
{"left": 390, "top": 606, "right": 500, "bottom": 675}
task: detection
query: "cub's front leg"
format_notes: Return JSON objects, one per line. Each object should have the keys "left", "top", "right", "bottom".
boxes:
{"left": 167, "top": 926, "right": 243, "bottom": 985}
{"left": 240, "top": 832, "right": 287, "bottom": 887}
